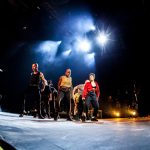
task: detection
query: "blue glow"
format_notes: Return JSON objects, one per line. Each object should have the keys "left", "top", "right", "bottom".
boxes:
{"left": 36, "top": 41, "right": 61, "bottom": 63}
{"left": 62, "top": 49, "right": 72, "bottom": 57}
{"left": 84, "top": 52, "right": 95, "bottom": 67}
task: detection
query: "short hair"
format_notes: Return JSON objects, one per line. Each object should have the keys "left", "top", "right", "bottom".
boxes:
{"left": 32, "top": 63, "right": 38, "bottom": 68}
{"left": 89, "top": 73, "right": 95, "bottom": 78}
{"left": 66, "top": 68, "right": 71, "bottom": 72}
{"left": 66, "top": 68, "right": 71, "bottom": 75}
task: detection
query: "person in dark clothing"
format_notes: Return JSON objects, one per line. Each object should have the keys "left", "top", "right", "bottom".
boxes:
{"left": 20, "top": 63, "right": 47, "bottom": 119}
{"left": 41, "top": 82, "right": 52, "bottom": 118}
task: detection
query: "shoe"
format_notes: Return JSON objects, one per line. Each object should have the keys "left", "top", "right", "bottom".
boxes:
{"left": 91, "top": 117, "right": 98, "bottom": 121}
{"left": 66, "top": 116, "right": 73, "bottom": 121}
{"left": 81, "top": 115, "right": 86, "bottom": 122}
{"left": 19, "top": 114, "right": 23, "bottom": 117}
{"left": 54, "top": 112, "right": 58, "bottom": 121}
{"left": 48, "top": 115, "right": 51, "bottom": 119}
{"left": 38, "top": 114, "right": 45, "bottom": 119}
{"left": 74, "top": 115, "right": 80, "bottom": 121}
{"left": 33, "top": 113, "right": 37, "bottom": 118}
{"left": 86, "top": 116, "right": 91, "bottom": 120}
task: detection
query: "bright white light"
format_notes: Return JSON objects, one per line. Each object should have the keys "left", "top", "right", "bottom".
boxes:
{"left": 96, "top": 32, "right": 108, "bottom": 47}
{"left": 89, "top": 25, "right": 96, "bottom": 31}
{"left": 62, "top": 49, "right": 72, "bottom": 57}
{"left": 76, "top": 38, "right": 91, "bottom": 52}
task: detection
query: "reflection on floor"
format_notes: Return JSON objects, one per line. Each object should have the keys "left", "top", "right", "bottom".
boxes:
{"left": 1, "top": 112, "right": 150, "bottom": 150}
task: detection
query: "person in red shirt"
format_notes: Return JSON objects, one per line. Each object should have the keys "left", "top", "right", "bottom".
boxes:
{"left": 82, "top": 73, "right": 100, "bottom": 121}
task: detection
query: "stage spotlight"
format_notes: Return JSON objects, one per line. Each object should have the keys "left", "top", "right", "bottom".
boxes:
{"left": 132, "top": 111, "right": 136, "bottom": 116}
{"left": 76, "top": 38, "right": 91, "bottom": 52}
{"left": 128, "top": 110, "right": 137, "bottom": 117}
{"left": 113, "top": 111, "right": 120, "bottom": 117}
{"left": 96, "top": 31, "right": 108, "bottom": 47}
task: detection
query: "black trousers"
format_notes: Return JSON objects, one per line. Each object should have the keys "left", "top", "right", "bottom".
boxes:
{"left": 85, "top": 91, "right": 99, "bottom": 117}
{"left": 55, "top": 90, "right": 71, "bottom": 118}
{"left": 24, "top": 86, "right": 41, "bottom": 116}
{"left": 76, "top": 95, "right": 84, "bottom": 118}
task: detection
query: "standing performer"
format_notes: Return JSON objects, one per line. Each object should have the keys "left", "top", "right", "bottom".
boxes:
{"left": 20, "top": 63, "right": 47, "bottom": 119}
{"left": 82, "top": 73, "right": 100, "bottom": 121}
{"left": 54, "top": 68, "right": 73, "bottom": 121}
{"left": 41, "top": 80, "right": 52, "bottom": 118}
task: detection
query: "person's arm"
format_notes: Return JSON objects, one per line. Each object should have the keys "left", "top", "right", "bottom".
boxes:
{"left": 96, "top": 82, "right": 100, "bottom": 100}
{"left": 82, "top": 83, "right": 88, "bottom": 100}
{"left": 58, "top": 76, "right": 62, "bottom": 91}
{"left": 40, "top": 72, "right": 47, "bottom": 91}
{"left": 48, "top": 86, "right": 52, "bottom": 101}
{"left": 70, "top": 77, "right": 73, "bottom": 98}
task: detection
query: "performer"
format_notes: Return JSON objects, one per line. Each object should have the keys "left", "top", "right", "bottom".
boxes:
{"left": 54, "top": 69, "right": 73, "bottom": 121}
{"left": 20, "top": 63, "right": 47, "bottom": 119}
{"left": 41, "top": 80, "right": 52, "bottom": 118}
{"left": 72, "top": 80, "right": 89, "bottom": 120}
{"left": 82, "top": 73, "right": 100, "bottom": 121}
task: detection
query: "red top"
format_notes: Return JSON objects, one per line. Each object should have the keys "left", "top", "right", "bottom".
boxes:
{"left": 82, "top": 81, "right": 100, "bottom": 99}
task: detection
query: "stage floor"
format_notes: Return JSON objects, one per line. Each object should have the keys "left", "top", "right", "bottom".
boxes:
{"left": 1, "top": 112, "right": 150, "bottom": 150}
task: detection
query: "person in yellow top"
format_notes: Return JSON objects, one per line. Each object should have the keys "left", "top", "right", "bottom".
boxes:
{"left": 54, "top": 68, "right": 73, "bottom": 121}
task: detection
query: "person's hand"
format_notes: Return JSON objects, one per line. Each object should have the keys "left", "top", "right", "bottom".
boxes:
{"left": 82, "top": 97, "right": 85, "bottom": 101}
{"left": 41, "top": 88, "right": 44, "bottom": 92}
{"left": 49, "top": 97, "right": 52, "bottom": 101}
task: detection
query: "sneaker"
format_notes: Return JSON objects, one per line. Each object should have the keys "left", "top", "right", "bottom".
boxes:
{"left": 91, "top": 117, "right": 98, "bottom": 121}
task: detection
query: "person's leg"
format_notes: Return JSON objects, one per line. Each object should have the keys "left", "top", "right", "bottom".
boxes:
{"left": 91, "top": 94, "right": 99, "bottom": 121}
{"left": 65, "top": 91, "right": 73, "bottom": 121}
{"left": 47, "top": 99, "right": 51, "bottom": 119}
{"left": 78, "top": 96, "right": 83, "bottom": 119}
{"left": 54, "top": 91, "right": 64, "bottom": 120}
{"left": 81, "top": 96, "right": 91, "bottom": 121}
{"left": 37, "top": 89, "right": 44, "bottom": 119}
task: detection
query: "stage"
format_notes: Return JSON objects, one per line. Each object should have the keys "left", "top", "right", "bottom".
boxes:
{"left": 1, "top": 112, "right": 150, "bottom": 150}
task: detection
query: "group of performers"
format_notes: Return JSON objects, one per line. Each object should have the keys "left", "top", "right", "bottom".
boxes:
{"left": 20, "top": 63, "right": 100, "bottom": 121}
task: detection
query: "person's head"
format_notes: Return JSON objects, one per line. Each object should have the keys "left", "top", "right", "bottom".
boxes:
{"left": 48, "top": 80, "right": 53, "bottom": 86}
{"left": 89, "top": 73, "right": 95, "bottom": 81}
{"left": 65, "top": 68, "right": 71, "bottom": 77}
{"left": 32, "top": 63, "right": 38, "bottom": 72}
